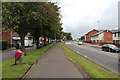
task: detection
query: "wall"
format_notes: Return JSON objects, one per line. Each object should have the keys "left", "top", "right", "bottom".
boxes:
{"left": 2, "top": 31, "right": 11, "bottom": 44}
{"left": 103, "top": 31, "right": 113, "bottom": 43}
{"left": 98, "top": 33, "right": 103, "bottom": 40}
{"left": 113, "top": 33, "right": 119, "bottom": 40}
{"left": 85, "top": 29, "right": 99, "bottom": 42}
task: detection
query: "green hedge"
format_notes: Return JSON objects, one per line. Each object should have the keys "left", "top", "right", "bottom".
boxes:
{"left": 0, "top": 40, "right": 8, "bottom": 50}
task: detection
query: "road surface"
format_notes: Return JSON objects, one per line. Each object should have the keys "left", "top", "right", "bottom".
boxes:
{"left": 66, "top": 41, "right": 119, "bottom": 74}
{"left": 1, "top": 45, "right": 36, "bottom": 61}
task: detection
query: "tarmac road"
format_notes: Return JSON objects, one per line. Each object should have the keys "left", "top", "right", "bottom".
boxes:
{"left": 66, "top": 41, "right": 119, "bottom": 74}
{"left": 1, "top": 45, "right": 36, "bottom": 61}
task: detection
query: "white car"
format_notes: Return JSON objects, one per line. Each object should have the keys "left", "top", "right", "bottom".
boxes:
{"left": 78, "top": 41, "right": 83, "bottom": 45}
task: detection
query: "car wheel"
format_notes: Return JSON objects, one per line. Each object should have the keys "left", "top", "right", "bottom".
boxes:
{"left": 117, "top": 51, "right": 120, "bottom": 53}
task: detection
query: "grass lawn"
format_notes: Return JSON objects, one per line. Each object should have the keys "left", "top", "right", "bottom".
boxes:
{"left": 60, "top": 43, "right": 119, "bottom": 79}
{"left": 2, "top": 43, "right": 56, "bottom": 80}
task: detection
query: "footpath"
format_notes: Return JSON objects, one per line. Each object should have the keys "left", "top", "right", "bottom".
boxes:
{"left": 24, "top": 43, "right": 84, "bottom": 78}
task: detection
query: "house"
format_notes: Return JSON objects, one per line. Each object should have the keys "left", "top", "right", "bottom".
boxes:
{"left": 111, "top": 29, "right": 120, "bottom": 46}
{"left": 91, "top": 30, "right": 113, "bottom": 45}
{"left": 0, "top": 31, "right": 12, "bottom": 46}
{"left": 85, "top": 29, "right": 99, "bottom": 42}
{"left": 91, "top": 30, "right": 104, "bottom": 43}
{"left": 0, "top": 30, "right": 33, "bottom": 47}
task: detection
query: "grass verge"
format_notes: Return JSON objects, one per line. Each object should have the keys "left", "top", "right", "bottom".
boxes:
{"left": 60, "top": 43, "right": 119, "bottom": 79}
{"left": 2, "top": 43, "right": 56, "bottom": 79}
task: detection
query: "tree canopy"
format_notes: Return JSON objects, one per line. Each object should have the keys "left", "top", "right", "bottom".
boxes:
{"left": 2, "top": 2, "right": 65, "bottom": 52}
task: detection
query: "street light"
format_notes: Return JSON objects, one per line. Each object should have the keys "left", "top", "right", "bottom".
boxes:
{"left": 97, "top": 21, "right": 100, "bottom": 30}
{"left": 97, "top": 21, "right": 100, "bottom": 45}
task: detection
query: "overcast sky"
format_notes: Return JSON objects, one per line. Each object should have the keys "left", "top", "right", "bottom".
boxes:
{"left": 51, "top": 0, "right": 119, "bottom": 39}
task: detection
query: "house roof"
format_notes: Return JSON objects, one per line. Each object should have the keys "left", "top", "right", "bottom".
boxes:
{"left": 91, "top": 30, "right": 105, "bottom": 37}
{"left": 109, "top": 29, "right": 120, "bottom": 33}
{"left": 87, "top": 29, "right": 120, "bottom": 37}
{"left": 85, "top": 29, "right": 98, "bottom": 35}
{"left": 91, "top": 29, "right": 115, "bottom": 37}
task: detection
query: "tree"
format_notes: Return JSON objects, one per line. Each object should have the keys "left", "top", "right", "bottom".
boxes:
{"left": 29, "top": 2, "right": 62, "bottom": 47}
{"left": 79, "top": 36, "right": 85, "bottom": 41}
{"left": 2, "top": 2, "right": 40, "bottom": 55}
{"left": 2, "top": 2, "right": 64, "bottom": 51}
{"left": 63, "top": 32, "right": 73, "bottom": 41}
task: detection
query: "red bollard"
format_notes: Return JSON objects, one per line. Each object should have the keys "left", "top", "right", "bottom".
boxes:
{"left": 15, "top": 50, "right": 25, "bottom": 65}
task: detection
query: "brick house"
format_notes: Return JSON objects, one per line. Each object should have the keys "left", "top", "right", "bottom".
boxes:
{"left": 0, "top": 31, "right": 12, "bottom": 46}
{"left": 85, "top": 29, "right": 99, "bottom": 42}
{"left": 91, "top": 30, "right": 113, "bottom": 45}
{"left": 103, "top": 30, "right": 113, "bottom": 43}
{"left": 0, "top": 30, "right": 32, "bottom": 47}
{"left": 91, "top": 30, "right": 104, "bottom": 43}
{"left": 91, "top": 29, "right": 120, "bottom": 46}
{"left": 111, "top": 29, "right": 120, "bottom": 46}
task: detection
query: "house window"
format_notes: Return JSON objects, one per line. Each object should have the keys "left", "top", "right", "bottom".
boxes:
{"left": 118, "top": 33, "right": 120, "bottom": 37}
{"left": 114, "top": 33, "right": 116, "bottom": 37}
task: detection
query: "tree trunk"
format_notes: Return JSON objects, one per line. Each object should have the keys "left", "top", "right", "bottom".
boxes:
{"left": 48, "top": 38, "right": 50, "bottom": 44}
{"left": 20, "top": 35, "right": 26, "bottom": 56}
{"left": 36, "top": 39, "right": 39, "bottom": 49}
{"left": 44, "top": 37, "right": 46, "bottom": 46}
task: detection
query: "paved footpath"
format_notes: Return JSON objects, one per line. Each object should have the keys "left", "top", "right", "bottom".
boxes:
{"left": 24, "top": 43, "right": 84, "bottom": 78}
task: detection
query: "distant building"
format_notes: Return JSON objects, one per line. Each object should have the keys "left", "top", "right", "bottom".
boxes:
{"left": 0, "top": 30, "right": 33, "bottom": 47}
{"left": 91, "top": 30, "right": 113, "bottom": 45}
{"left": 85, "top": 29, "right": 99, "bottom": 42}
{"left": 0, "top": 31, "right": 12, "bottom": 46}
{"left": 85, "top": 29, "right": 120, "bottom": 46}
{"left": 111, "top": 29, "right": 120, "bottom": 46}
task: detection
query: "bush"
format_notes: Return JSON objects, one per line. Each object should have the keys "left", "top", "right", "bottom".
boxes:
{"left": 0, "top": 40, "right": 8, "bottom": 50}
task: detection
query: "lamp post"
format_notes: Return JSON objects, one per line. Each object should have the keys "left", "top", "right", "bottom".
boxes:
{"left": 97, "top": 21, "right": 100, "bottom": 45}
{"left": 97, "top": 21, "right": 100, "bottom": 30}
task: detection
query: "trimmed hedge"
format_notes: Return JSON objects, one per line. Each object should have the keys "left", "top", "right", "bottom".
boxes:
{"left": 0, "top": 40, "right": 8, "bottom": 50}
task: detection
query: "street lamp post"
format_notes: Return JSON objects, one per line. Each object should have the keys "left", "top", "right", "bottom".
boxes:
{"left": 97, "top": 21, "right": 100, "bottom": 30}
{"left": 97, "top": 21, "right": 100, "bottom": 45}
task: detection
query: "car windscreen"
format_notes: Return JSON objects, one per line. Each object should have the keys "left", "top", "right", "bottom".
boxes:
{"left": 102, "top": 44, "right": 108, "bottom": 47}
{"left": 108, "top": 44, "right": 117, "bottom": 49}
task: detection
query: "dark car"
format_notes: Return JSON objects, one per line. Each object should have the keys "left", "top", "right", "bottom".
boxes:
{"left": 102, "top": 44, "right": 120, "bottom": 53}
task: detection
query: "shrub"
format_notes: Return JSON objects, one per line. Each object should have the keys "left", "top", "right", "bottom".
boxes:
{"left": 0, "top": 40, "right": 8, "bottom": 50}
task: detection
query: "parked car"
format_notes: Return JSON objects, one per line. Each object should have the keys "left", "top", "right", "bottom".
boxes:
{"left": 102, "top": 44, "right": 120, "bottom": 53}
{"left": 15, "top": 41, "right": 21, "bottom": 49}
{"left": 15, "top": 39, "right": 33, "bottom": 49}
{"left": 39, "top": 41, "right": 44, "bottom": 48}
{"left": 78, "top": 41, "right": 83, "bottom": 45}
